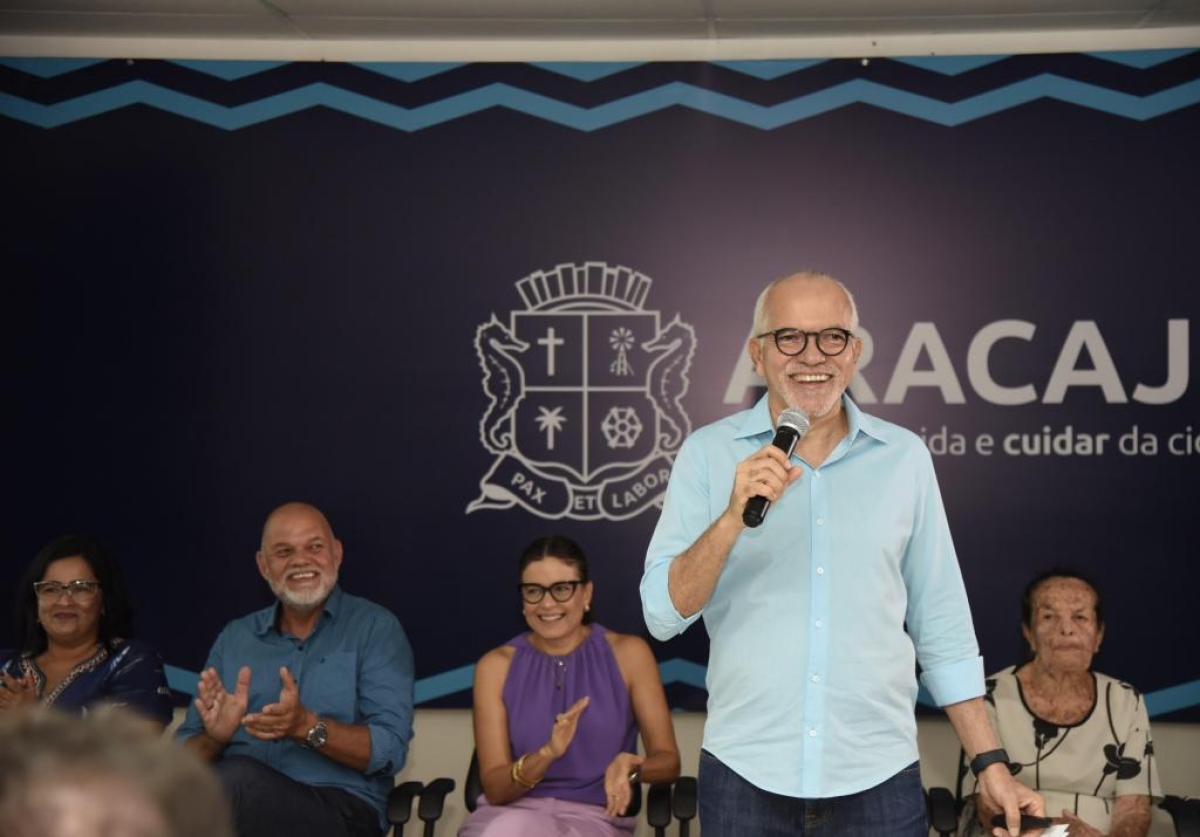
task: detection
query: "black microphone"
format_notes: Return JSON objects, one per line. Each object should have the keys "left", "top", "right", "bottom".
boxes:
{"left": 742, "top": 407, "right": 811, "bottom": 528}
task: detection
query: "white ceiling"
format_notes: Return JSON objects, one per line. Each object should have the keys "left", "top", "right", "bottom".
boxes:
{"left": 1, "top": 0, "right": 1199, "bottom": 59}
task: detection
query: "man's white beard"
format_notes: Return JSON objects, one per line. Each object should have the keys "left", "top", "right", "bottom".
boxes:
{"left": 271, "top": 570, "right": 336, "bottom": 612}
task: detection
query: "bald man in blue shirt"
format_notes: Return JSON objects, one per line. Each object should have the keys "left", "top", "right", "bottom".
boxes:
{"left": 177, "top": 502, "right": 414, "bottom": 837}
{"left": 641, "top": 272, "right": 1042, "bottom": 837}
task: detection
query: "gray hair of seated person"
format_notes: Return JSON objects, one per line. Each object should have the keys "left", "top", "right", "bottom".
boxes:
{"left": 0, "top": 707, "right": 233, "bottom": 837}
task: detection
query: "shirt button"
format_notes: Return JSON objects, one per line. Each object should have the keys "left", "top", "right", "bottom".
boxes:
{"left": 815, "top": 620, "right": 823, "bottom": 628}
{"left": 809, "top": 729, "right": 818, "bottom": 738}
{"left": 811, "top": 674, "right": 820, "bottom": 683}
{"left": 816, "top": 566, "right": 825, "bottom": 575}
{"left": 816, "top": 518, "right": 825, "bottom": 525}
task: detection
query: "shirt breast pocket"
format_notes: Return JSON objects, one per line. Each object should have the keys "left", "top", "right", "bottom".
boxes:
{"left": 302, "top": 651, "right": 358, "bottom": 722}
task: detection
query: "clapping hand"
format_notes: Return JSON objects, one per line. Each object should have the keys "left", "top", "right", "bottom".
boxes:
{"left": 243, "top": 667, "right": 309, "bottom": 742}
{"left": 195, "top": 666, "right": 250, "bottom": 743}
{"left": 0, "top": 671, "right": 38, "bottom": 711}
{"left": 544, "top": 696, "right": 589, "bottom": 759}
{"left": 603, "top": 752, "right": 645, "bottom": 817}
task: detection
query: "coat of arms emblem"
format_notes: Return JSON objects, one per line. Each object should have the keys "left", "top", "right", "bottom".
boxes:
{"left": 469, "top": 262, "right": 696, "bottom": 520}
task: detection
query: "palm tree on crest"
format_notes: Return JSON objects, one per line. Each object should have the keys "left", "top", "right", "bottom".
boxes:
{"left": 535, "top": 406, "right": 567, "bottom": 450}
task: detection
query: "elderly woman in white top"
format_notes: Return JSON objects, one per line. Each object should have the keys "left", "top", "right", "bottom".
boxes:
{"left": 961, "top": 569, "right": 1161, "bottom": 837}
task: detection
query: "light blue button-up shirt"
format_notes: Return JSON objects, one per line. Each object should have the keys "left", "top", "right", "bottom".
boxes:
{"left": 641, "top": 395, "right": 983, "bottom": 798}
{"left": 176, "top": 586, "right": 414, "bottom": 829}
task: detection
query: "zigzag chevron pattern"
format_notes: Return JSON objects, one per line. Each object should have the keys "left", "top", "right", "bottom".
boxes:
{"left": 163, "top": 661, "right": 1200, "bottom": 717}
{"left": 1, "top": 51, "right": 1198, "bottom": 131}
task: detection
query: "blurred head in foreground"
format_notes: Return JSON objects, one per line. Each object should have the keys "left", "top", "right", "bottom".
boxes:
{"left": 0, "top": 706, "right": 233, "bottom": 837}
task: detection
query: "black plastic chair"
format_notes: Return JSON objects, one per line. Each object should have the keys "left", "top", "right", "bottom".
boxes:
{"left": 387, "top": 780, "right": 422, "bottom": 834}
{"left": 1162, "top": 796, "right": 1200, "bottom": 836}
{"left": 926, "top": 749, "right": 1200, "bottom": 837}
{"left": 925, "top": 785, "right": 960, "bottom": 836}
{"left": 670, "top": 775, "right": 698, "bottom": 837}
{"left": 388, "top": 777, "right": 457, "bottom": 837}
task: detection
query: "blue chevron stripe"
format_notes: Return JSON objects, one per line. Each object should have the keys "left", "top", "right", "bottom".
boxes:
{"left": 168, "top": 661, "right": 1199, "bottom": 716}
{"left": 531, "top": 62, "right": 644, "bottom": 81}
{"left": 355, "top": 62, "right": 465, "bottom": 82}
{"left": 1088, "top": 48, "right": 1198, "bottom": 68}
{"left": 659, "top": 657, "right": 709, "bottom": 687}
{"left": 1144, "top": 677, "right": 1200, "bottom": 716}
{"left": 891, "top": 55, "right": 1008, "bottom": 75}
{"left": 711, "top": 59, "right": 825, "bottom": 79}
{"left": 0, "top": 57, "right": 107, "bottom": 78}
{"left": 6, "top": 54, "right": 1189, "bottom": 86}
{"left": 414, "top": 664, "right": 476, "bottom": 704}
{"left": 166, "top": 660, "right": 708, "bottom": 701}
{"left": 3, "top": 74, "right": 1199, "bottom": 131}
{"left": 165, "top": 664, "right": 197, "bottom": 694}
{"left": 169, "top": 60, "right": 287, "bottom": 80}
{"left": 655, "top": 659, "right": 1200, "bottom": 718}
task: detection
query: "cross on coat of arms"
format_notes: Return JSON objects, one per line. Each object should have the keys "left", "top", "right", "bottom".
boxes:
{"left": 469, "top": 262, "right": 696, "bottom": 520}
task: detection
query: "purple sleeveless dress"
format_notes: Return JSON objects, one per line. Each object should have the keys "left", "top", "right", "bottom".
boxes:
{"left": 502, "top": 624, "right": 637, "bottom": 807}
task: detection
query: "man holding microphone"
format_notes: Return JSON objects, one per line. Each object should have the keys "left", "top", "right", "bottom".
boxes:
{"left": 641, "top": 271, "right": 1043, "bottom": 836}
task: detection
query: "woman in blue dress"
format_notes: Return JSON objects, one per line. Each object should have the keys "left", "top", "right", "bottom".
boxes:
{"left": 0, "top": 534, "right": 173, "bottom": 727}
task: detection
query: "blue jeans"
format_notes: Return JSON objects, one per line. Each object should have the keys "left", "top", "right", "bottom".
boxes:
{"left": 697, "top": 750, "right": 927, "bottom": 837}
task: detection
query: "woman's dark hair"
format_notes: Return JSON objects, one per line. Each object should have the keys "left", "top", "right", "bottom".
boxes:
{"left": 518, "top": 535, "right": 592, "bottom": 624}
{"left": 1020, "top": 567, "right": 1105, "bottom": 629}
{"left": 14, "top": 534, "right": 135, "bottom": 655}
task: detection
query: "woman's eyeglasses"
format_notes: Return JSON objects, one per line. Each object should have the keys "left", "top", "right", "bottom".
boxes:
{"left": 33, "top": 580, "right": 101, "bottom": 602}
{"left": 518, "top": 580, "right": 583, "bottom": 605}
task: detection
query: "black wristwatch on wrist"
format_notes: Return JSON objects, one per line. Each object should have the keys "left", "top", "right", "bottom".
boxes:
{"left": 969, "top": 748, "right": 1010, "bottom": 777}
{"left": 304, "top": 717, "right": 328, "bottom": 750}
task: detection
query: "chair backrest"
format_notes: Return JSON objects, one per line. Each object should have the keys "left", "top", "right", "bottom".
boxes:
{"left": 464, "top": 750, "right": 482, "bottom": 812}
{"left": 1161, "top": 795, "right": 1200, "bottom": 837}
{"left": 464, "top": 749, "right": 642, "bottom": 817}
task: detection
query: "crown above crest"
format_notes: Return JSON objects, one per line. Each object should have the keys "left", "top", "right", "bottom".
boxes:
{"left": 517, "top": 262, "right": 652, "bottom": 312}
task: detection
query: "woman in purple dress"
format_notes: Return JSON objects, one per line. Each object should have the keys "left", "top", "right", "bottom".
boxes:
{"left": 0, "top": 534, "right": 172, "bottom": 728}
{"left": 459, "top": 535, "right": 680, "bottom": 837}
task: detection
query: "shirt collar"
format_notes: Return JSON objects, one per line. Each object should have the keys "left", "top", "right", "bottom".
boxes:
{"left": 732, "top": 394, "right": 778, "bottom": 440}
{"left": 252, "top": 584, "right": 342, "bottom": 636}
{"left": 733, "top": 393, "right": 892, "bottom": 447}
{"left": 845, "top": 396, "right": 892, "bottom": 446}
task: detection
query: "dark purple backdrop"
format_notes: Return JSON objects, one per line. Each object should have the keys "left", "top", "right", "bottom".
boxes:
{"left": 2, "top": 52, "right": 1197, "bottom": 719}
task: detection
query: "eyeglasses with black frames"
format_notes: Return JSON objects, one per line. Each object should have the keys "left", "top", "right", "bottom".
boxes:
{"left": 518, "top": 580, "right": 584, "bottom": 605}
{"left": 757, "top": 327, "right": 854, "bottom": 357}
{"left": 33, "top": 580, "right": 101, "bottom": 602}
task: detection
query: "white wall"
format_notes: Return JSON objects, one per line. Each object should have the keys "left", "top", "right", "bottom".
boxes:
{"left": 3, "top": 26, "right": 1200, "bottom": 62}
{"left": 399, "top": 708, "right": 1200, "bottom": 837}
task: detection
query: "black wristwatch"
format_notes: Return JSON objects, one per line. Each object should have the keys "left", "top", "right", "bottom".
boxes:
{"left": 304, "top": 717, "right": 328, "bottom": 750}
{"left": 969, "top": 748, "right": 1010, "bottom": 777}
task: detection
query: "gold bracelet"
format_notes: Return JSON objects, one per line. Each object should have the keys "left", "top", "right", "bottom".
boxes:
{"left": 511, "top": 753, "right": 538, "bottom": 789}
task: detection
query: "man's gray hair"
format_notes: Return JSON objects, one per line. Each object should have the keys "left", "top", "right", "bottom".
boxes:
{"left": 751, "top": 270, "right": 860, "bottom": 336}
